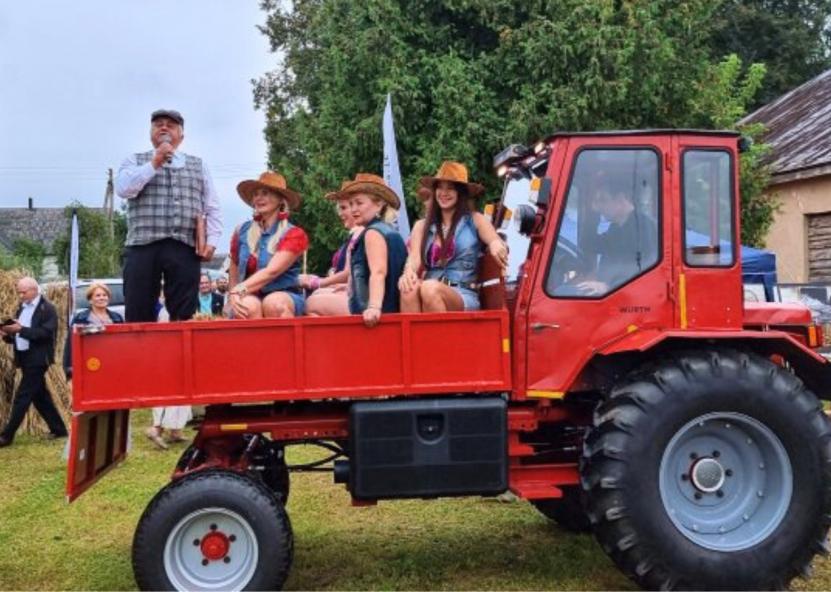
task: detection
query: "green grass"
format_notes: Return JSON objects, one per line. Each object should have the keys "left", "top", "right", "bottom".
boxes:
{"left": 0, "top": 409, "right": 828, "bottom": 590}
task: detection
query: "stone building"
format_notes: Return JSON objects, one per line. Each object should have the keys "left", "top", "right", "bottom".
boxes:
{"left": 0, "top": 199, "right": 97, "bottom": 281}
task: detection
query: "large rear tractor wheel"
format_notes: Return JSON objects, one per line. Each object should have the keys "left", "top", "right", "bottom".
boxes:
{"left": 132, "top": 469, "right": 293, "bottom": 591}
{"left": 582, "top": 349, "right": 831, "bottom": 590}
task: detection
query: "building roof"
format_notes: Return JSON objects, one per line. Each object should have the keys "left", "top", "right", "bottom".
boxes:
{"left": 0, "top": 205, "right": 73, "bottom": 252}
{"left": 742, "top": 68, "right": 831, "bottom": 180}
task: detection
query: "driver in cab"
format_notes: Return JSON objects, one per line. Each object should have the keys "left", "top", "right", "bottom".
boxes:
{"left": 577, "top": 180, "right": 657, "bottom": 296}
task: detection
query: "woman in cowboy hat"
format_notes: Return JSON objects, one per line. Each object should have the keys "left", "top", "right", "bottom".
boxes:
{"left": 299, "top": 182, "right": 364, "bottom": 316}
{"left": 399, "top": 161, "right": 507, "bottom": 312}
{"left": 340, "top": 173, "right": 407, "bottom": 327}
{"left": 227, "top": 171, "right": 309, "bottom": 318}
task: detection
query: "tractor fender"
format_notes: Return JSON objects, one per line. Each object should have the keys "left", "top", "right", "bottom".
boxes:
{"left": 593, "top": 329, "right": 831, "bottom": 400}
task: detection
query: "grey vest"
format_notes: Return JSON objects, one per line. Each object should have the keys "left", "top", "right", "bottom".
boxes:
{"left": 125, "top": 151, "right": 204, "bottom": 247}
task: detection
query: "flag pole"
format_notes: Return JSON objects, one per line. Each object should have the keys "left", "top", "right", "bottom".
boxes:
{"left": 382, "top": 93, "right": 410, "bottom": 241}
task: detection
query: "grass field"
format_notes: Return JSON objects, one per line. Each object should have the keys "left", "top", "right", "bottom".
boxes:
{"left": 0, "top": 409, "right": 829, "bottom": 591}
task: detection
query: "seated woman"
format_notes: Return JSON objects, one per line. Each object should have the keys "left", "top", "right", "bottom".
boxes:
{"left": 63, "top": 282, "right": 124, "bottom": 378}
{"left": 399, "top": 161, "right": 507, "bottom": 312}
{"left": 299, "top": 183, "right": 363, "bottom": 316}
{"left": 339, "top": 173, "right": 407, "bottom": 327}
{"left": 228, "top": 171, "right": 309, "bottom": 319}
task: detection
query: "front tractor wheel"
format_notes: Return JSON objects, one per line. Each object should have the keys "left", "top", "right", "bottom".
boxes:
{"left": 132, "top": 469, "right": 293, "bottom": 591}
{"left": 582, "top": 349, "right": 831, "bottom": 590}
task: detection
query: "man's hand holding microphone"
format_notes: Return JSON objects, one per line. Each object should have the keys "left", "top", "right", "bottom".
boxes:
{"left": 151, "top": 133, "right": 175, "bottom": 169}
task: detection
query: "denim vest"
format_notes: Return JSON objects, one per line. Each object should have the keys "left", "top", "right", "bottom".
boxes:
{"left": 236, "top": 219, "right": 301, "bottom": 294}
{"left": 423, "top": 214, "right": 481, "bottom": 285}
{"left": 349, "top": 220, "right": 407, "bottom": 314}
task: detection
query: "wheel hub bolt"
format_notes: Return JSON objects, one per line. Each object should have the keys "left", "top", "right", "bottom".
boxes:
{"left": 712, "top": 450, "right": 720, "bottom": 458}
{"left": 202, "top": 559, "right": 209, "bottom": 566}
{"left": 716, "top": 490, "right": 724, "bottom": 498}
{"left": 725, "top": 469, "right": 733, "bottom": 477}
{"left": 694, "top": 492, "right": 702, "bottom": 500}
{"left": 193, "top": 539, "right": 200, "bottom": 546}
{"left": 681, "top": 474, "right": 689, "bottom": 481}
{"left": 210, "top": 524, "right": 218, "bottom": 531}
{"left": 690, "top": 452, "right": 698, "bottom": 460}
{"left": 224, "top": 557, "right": 231, "bottom": 564}
{"left": 229, "top": 534, "right": 236, "bottom": 542}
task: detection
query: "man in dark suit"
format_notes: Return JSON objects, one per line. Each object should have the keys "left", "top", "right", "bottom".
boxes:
{"left": 197, "top": 273, "right": 224, "bottom": 316}
{"left": 0, "top": 277, "right": 68, "bottom": 447}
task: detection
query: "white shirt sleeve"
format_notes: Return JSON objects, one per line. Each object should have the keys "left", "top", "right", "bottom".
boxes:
{"left": 115, "top": 154, "right": 157, "bottom": 199}
{"left": 201, "top": 161, "right": 223, "bottom": 248}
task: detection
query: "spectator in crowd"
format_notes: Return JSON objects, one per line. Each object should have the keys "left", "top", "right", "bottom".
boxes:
{"left": 197, "top": 273, "right": 224, "bottom": 316}
{"left": 341, "top": 173, "right": 407, "bottom": 327}
{"left": 116, "top": 108, "right": 222, "bottom": 322}
{"left": 215, "top": 275, "right": 229, "bottom": 310}
{"left": 300, "top": 183, "right": 363, "bottom": 316}
{"left": 63, "top": 282, "right": 125, "bottom": 379}
{"left": 227, "top": 171, "right": 309, "bottom": 319}
{"left": 399, "top": 161, "right": 507, "bottom": 312}
{"left": 0, "top": 277, "right": 68, "bottom": 447}
{"left": 145, "top": 407, "right": 191, "bottom": 450}
{"left": 146, "top": 286, "right": 190, "bottom": 449}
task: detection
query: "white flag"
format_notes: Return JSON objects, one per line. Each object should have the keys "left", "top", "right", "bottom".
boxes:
{"left": 68, "top": 209, "right": 80, "bottom": 323}
{"left": 382, "top": 94, "right": 410, "bottom": 241}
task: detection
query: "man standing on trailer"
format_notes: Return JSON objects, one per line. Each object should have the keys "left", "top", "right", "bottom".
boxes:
{"left": 116, "top": 109, "right": 223, "bottom": 321}
{"left": 0, "top": 277, "right": 68, "bottom": 447}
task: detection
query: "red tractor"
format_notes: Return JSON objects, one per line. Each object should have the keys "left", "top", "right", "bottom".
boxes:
{"left": 68, "top": 130, "right": 831, "bottom": 591}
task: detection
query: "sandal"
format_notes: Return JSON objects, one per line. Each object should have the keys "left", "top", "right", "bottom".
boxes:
{"left": 145, "top": 427, "right": 169, "bottom": 450}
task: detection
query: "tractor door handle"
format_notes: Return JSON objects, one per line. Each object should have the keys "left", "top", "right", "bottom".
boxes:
{"left": 531, "top": 322, "right": 560, "bottom": 331}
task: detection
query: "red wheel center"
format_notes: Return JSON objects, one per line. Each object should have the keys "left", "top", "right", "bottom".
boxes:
{"left": 200, "top": 531, "right": 230, "bottom": 561}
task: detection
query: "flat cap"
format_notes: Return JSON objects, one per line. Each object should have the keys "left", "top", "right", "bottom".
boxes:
{"left": 151, "top": 109, "right": 184, "bottom": 126}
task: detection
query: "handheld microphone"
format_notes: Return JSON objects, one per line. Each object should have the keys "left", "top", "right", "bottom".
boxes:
{"left": 160, "top": 133, "right": 173, "bottom": 163}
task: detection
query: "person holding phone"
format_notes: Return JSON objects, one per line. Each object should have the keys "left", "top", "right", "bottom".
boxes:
{"left": 0, "top": 277, "right": 67, "bottom": 447}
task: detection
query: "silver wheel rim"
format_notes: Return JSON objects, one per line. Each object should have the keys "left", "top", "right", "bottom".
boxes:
{"left": 163, "top": 507, "right": 259, "bottom": 591}
{"left": 658, "top": 411, "right": 792, "bottom": 551}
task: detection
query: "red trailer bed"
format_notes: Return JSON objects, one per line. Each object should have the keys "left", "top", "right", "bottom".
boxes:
{"left": 71, "top": 310, "right": 512, "bottom": 412}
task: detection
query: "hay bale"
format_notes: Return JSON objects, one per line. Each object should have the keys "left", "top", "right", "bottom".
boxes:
{"left": 0, "top": 271, "right": 71, "bottom": 436}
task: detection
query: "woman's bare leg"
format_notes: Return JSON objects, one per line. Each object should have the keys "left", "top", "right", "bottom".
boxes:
{"left": 262, "top": 291, "right": 296, "bottom": 318}
{"left": 420, "top": 280, "right": 464, "bottom": 312}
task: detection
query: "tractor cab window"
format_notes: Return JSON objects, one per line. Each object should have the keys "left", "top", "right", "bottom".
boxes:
{"left": 682, "top": 150, "right": 735, "bottom": 266}
{"left": 545, "top": 148, "right": 660, "bottom": 298}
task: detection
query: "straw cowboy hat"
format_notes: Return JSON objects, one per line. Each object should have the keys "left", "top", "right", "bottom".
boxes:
{"left": 237, "top": 171, "right": 301, "bottom": 210}
{"left": 324, "top": 180, "right": 351, "bottom": 201}
{"left": 419, "top": 161, "right": 485, "bottom": 200}
{"left": 340, "top": 173, "right": 400, "bottom": 210}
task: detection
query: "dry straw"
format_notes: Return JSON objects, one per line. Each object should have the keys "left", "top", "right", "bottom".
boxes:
{"left": 0, "top": 270, "right": 71, "bottom": 435}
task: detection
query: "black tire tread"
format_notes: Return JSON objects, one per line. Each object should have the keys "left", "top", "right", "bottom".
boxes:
{"left": 582, "top": 348, "right": 831, "bottom": 590}
{"left": 132, "top": 468, "right": 293, "bottom": 591}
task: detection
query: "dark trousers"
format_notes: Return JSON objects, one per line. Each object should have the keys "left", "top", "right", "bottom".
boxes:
{"left": 124, "top": 238, "right": 200, "bottom": 322}
{"left": 1, "top": 363, "right": 67, "bottom": 440}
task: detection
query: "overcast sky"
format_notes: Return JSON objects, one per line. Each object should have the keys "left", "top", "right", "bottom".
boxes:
{"left": 0, "top": 1, "right": 276, "bottom": 252}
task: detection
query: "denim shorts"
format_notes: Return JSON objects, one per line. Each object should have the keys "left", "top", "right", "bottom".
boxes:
{"left": 286, "top": 291, "right": 306, "bottom": 316}
{"left": 453, "top": 286, "right": 480, "bottom": 311}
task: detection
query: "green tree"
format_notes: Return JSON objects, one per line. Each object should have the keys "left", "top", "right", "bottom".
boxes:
{"left": 708, "top": 0, "right": 831, "bottom": 108}
{"left": 53, "top": 204, "right": 127, "bottom": 278}
{"left": 0, "top": 239, "right": 46, "bottom": 275}
{"left": 690, "top": 54, "right": 778, "bottom": 246}
{"left": 255, "top": 0, "right": 775, "bottom": 269}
